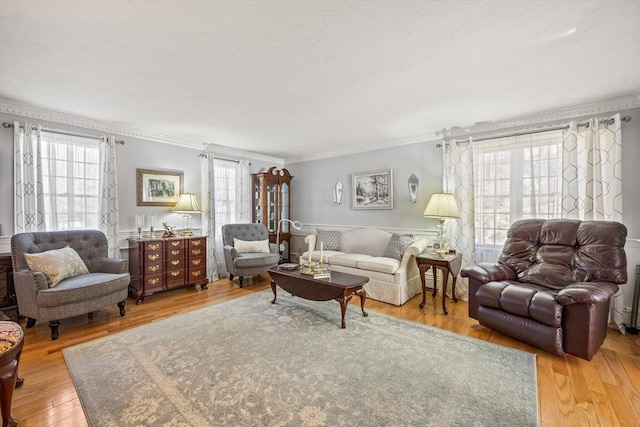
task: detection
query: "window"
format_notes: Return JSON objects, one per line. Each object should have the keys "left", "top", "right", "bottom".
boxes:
{"left": 213, "top": 159, "right": 237, "bottom": 237}
{"left": 40, "top": 131, "right": 101, "bottom": 230}
{"left": 473, "top": 130, "right": 563, "bottom": 263}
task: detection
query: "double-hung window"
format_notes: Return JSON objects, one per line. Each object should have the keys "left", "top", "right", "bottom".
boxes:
{"left": 213, "top": 159, "right": 237, "bottom": 237}
{"left": 473, "top": 130, "right": 563, "bottom": 263}
{"left": 40, "top": 131, "right": 101, "bottom": 230}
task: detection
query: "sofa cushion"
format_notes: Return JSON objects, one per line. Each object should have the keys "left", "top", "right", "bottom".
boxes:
{"left": 233, "top": 238, "right": 270, "bottom": 254}
{"left": 340, "top": 228, "right": 392, "bottom": 257}
{"left": 37, "top": 272, "right": 129, "bottom": 307}
{"left": 328, "top": 253, "right": 372, "bottom": 268}
{"left": 234, "top": 252, "right": 279, "bottom": 268}
{"left": 356, "top": 257, "right": 400, "bottom": 274}
{"left": 316, "top": 229, "right": 341, "bottom": 250}
{"left": 383, "top": 234, "right": 414, "bottom": 260}
{"left": 25, "top": 246, "right": 89, "bottom": 287}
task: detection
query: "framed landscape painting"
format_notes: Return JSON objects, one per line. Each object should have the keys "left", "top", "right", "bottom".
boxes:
{"left": 352, "top": 169, "right": 393, "bottom": 210}
{"left": 136, "top": 169, "right": 184, "bottom": 206}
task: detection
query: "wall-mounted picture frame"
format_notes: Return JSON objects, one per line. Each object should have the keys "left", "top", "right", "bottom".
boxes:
{"left": 136, "top": 169, "right": 184, "bottom": 206}
{"left": 352, "top": 169, "right": 393, "bottom": 210}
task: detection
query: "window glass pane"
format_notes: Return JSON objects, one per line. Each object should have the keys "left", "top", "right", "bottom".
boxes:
{"left": 40, "top": 131, "right": 101, "bottom": 230}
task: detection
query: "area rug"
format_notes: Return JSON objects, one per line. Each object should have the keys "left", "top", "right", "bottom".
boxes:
{"left": 63, "top": 291, "right": 538, "bottom": 426}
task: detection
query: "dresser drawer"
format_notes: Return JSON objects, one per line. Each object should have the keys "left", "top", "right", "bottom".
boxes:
{"left": 143, "top": 241, "right": 162, "bottom": 253}
{"left": 165, "top": 247, "right": 184, "bottom": 260}
{"left": 166, "top": 258, "right": 184, "bottom": 269}
{"left": 165, "top": 269, "right": 185, "bottom": 288}
{"left": 188, "top": 257, "right": 205, "bottom": 268}
{"left": 144, "top": 274, "right": 163, "bottom": 292}
{"left": 143, "top": 262, "right": 162, "bottom": 275}
{"left": 188, "top": 267, "right": 206, "bottom": 283}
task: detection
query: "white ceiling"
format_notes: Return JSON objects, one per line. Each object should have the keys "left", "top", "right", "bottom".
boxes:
{"left": 1, "top": 0, "right": 639, "bottom": 162}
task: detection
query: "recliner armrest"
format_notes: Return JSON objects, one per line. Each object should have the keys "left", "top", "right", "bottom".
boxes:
{"left": 96, "top": 257, "right": 128, "bottom": 274}
{"left": 461, "top": 263, "right": 516, "bottom": 283}
{"left": 556, "top": 282, "right": 620, "bottom": 306}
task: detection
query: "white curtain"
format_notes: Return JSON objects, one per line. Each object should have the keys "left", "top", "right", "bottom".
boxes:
{"left": 201, "top": 153, "right": 220, "bottom": 281}
{"left": 562, "top": 113, "right": 625, "bottom": 332}
{"left": 14, "top": 122, "right": 46, "bottom": 232}
{"left": 442, "top": 139, "right": 475, "bottom": 301}
{"left": 98, "top": 136, "right": 120, "bottom": 257}
{"left": 235, "top": 160, "right": 252, "bottom": 223}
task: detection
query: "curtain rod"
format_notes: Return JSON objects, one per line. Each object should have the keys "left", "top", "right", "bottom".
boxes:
{"left": 198, "top": 153, "right": 252, "bottom": 165}
{"left": 437, "top": 115, "right": 631, "bottom": 147}
{"left": 2, "top": 122, "right": 125, "bottom": 145}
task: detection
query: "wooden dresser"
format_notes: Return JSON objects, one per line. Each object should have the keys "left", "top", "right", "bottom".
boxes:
{"left": 128, "top": 236, "right": 208, "bottom": 303}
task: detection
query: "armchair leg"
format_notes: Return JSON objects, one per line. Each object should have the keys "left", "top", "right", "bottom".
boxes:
{"left": 25, "top": 318, "right": 36, "bottom": 328}
{"left": 239, "top": 277, "right": 243, "bottom": 288}
{"left": 49, "top": 320, "right": 60, "bottom": 340}
{"left": 229, "top": 274, "right": 234, "bottom": 282}
{"left": 118, "top": 300, "right": 126, "bottom": 317}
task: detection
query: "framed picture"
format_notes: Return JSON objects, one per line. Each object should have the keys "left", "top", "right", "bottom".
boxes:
{"left": 352, "top": 169, "right": 393, "bottom": 210}
{"left": 136, "top": 169, "right": 184, "bottom": 206}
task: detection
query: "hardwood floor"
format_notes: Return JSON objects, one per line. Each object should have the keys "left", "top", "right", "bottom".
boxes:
{"left": 9, "top": 275, "right": 640, "bottom": 426}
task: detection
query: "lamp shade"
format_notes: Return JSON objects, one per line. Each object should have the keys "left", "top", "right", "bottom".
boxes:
{"left": 423, "top": 193, "right": 460, "bottom": 219}
{"left": 172, "top": 193, "right": 201, "bottom": 213}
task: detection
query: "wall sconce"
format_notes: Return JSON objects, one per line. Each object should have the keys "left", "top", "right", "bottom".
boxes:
{"left": 408, "top": 174, "right": 419, "bottom": 203}
{"left": 333, "top": 181, "right": 343, "bottom": 205}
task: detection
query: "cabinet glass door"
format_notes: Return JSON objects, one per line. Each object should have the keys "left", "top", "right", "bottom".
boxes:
{"left": 267, "top": 182, "right": 276, "bottom": 232}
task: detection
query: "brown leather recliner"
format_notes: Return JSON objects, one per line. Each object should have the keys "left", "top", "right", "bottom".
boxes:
{"left": 461, "top": 219, "right": 627, "bottom": 360}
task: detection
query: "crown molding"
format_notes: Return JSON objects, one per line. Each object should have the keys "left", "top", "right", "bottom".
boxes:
{"left": 284, "top": 131, "right": 441, "bottom": 164}
{"left": 0, "top": 99, "right": 283, "bottom": 164}
{"left": 202, "top": 143, "right": 284, "bottom": 166}
{"left": 439, "top": 94, "right": 640, "bottom": 139}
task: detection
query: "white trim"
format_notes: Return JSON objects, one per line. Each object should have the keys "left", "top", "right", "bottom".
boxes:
{"left": 285, "top": 132, "right": 441, "bottom": 164}
{"left": 202, "top": 143, "right": 283, "bottom": 166}
{"left": 439, "top": 94, "right": 639, "bottom": 139}
{"left": 0, "top": 99, "right": 284, "bottom": 165}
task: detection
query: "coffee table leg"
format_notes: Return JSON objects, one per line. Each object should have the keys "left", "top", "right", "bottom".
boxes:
{"left": 338, "top": 294, "right": 354, "bottom": 329}
{"left": 356, "top": 289, "right": 368, "bottom": 317}
{"left": 270, "top": 280, "right": 277, "bottom": 304}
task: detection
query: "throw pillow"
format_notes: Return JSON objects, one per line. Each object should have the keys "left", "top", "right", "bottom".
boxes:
{"left": 383, "top": 234, "right": 415, "bottom": 260}
{"left": 24, "top": 246, "right": 89, "bottom": 287}
{"left": 233, "top": 238, "right": 271, "bottom": 254}
{"left": 316, "top": 229, "right": 341, "bottom": 250}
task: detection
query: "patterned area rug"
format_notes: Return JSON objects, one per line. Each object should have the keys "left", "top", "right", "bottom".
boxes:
{"left": 63, "top": 291, "right": 538, "bottom": 426}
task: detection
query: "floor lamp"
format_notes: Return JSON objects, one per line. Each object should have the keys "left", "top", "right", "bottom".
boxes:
{"left": 276, "top": 219, "right": 302, "bottom": 262}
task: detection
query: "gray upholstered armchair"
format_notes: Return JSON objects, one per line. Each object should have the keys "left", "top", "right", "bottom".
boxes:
{"left": 11, "top": 230, "right": 130, "bottom": 340}
{"left": 222, "top": 223, "right": 279, "bottom": 287}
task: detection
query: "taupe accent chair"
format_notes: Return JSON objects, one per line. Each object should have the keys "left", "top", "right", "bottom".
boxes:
{"left": 222, "top": 223, "right": 279, "bottom": 287}
{"left": 461, "top": 219, "right": 627, "bottom": 360}
{"left": 11, "top": 230, "right": 130, "bottom": 340}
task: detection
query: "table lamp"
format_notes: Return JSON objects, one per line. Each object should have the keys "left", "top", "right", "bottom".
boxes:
{"left": 173, "top": 193, "right": 201, "bottom": 236}
{"left": 423, "top": 192, "right": 460, "bottom": 253}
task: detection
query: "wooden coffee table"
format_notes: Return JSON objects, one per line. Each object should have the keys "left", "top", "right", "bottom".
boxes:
{"left": 268, "top": 266, "right": 369, "bottom": 328}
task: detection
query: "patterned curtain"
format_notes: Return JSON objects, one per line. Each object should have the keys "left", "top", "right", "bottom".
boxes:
{"left": 235, "top": 160, "right": 252, "bottom": 223}
{"left": 442, "top": 139, "right": 475, "bottom": 300}
{"left": 201, "top": 153, "right": 220, "bottom": 281}
{"left": 562, "top": 113, "right": 625, "bottom": 332}
{"left": 14, "top": 122, "right": 46, "bottom": 232}
{"left": 98, "top": 136, "right": 120, "bottom": 257}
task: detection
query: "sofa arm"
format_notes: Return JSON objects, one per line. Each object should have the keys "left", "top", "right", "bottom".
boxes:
{"left": 556, "top": 282, "right": 620, "bottom": 306}
{"left": 13, "top": 270, "right": 48, "bottom": 318}
{"left": 304, "top": 234, "right": 317, "bottom": 252}
{"left": 460, "top": 263, "right": 516, "bottom": 283}
{"left": 404, "top": 238, "right": 429, "bottom": 258}
{"left": 96, "top": 257, "right": 128, "bottom": 274}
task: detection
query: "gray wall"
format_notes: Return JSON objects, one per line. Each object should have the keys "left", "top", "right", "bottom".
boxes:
{"left": 0, "top": 112, "right": 274, "bottom": 240}
{"left": 286, "top": 141, "right": 443, "bottom": 232}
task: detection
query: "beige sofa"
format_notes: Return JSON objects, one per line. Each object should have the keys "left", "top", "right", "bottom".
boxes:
{"left": 301, "top": 228, "right": 428, "bottom": 306}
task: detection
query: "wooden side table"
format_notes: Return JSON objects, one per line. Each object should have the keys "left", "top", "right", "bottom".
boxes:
{"left": 0, "top": 321, "right": 24, "bottom": 427}
{"left": 416, "top": 252, "right": 463, "bottom": 315}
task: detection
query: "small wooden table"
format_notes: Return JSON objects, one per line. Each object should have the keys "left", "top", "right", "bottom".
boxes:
{"left": 268, "top": 266, "right": 369, "bottom": 329}
{"left": 416, "top": 252, "right": 463, "bottom": 315}
{"left": 0, "top": 321, "right": 24, "bottom": 427}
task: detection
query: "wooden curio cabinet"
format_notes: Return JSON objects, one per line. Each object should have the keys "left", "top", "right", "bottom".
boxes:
{"left": 252, "top": 167, "right": 294, "bottom": 260}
